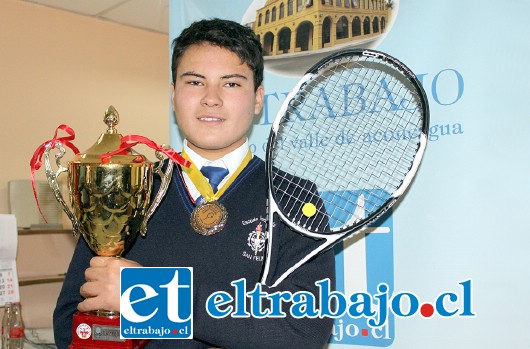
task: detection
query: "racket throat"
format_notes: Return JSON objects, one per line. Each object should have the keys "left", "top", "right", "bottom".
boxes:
{"left": 260, "top": 195, "right": 278, "bottom": 286}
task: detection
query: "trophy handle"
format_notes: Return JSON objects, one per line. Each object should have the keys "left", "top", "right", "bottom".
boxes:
{"left": 139, "top": 150, "right": 174, "bottom": 236}
{"left": 43, "top": 143, "right": 83, "bottom": 237}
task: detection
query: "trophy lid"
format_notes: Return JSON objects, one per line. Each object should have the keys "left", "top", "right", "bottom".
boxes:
{"left": 75, "top": 106, "right": 146, "bottom": 164}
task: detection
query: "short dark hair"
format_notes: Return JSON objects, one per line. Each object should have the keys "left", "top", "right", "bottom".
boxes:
{"left": 171, "top": 18, "right": 264, "bottom": 90}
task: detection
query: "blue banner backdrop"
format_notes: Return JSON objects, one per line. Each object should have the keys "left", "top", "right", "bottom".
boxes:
{"left": 169, "top": 1, "right": 530, "bottom": 348}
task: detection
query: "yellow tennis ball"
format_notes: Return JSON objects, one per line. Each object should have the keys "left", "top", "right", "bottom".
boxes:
{"left": 302, "top": 203, "right": 317, "bottom": 218}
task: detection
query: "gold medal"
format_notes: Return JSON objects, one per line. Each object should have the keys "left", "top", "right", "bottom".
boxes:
{"left": 190, "top": 201, "right": 228, "bottom": 236}
{"left": 181, "top": 148, "right": 252, "bottom": 236}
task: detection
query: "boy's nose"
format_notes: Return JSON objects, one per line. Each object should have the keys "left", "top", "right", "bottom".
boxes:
{"left": 201, "top": 86, "right": 222, "bottom": 107}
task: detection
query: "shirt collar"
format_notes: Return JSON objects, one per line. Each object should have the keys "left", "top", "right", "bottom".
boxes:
{"left": 181, "top": 139, "right": 253, "bottom": 201}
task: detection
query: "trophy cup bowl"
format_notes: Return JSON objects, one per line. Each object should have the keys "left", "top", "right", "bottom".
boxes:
{"left": 41, "top": 106, "right": 173, "bottom": 348}
{"left": 68, "top": 157, "right": 152, "bottom": 259}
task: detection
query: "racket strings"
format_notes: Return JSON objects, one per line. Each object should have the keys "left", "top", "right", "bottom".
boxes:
{"left": 273, "top": 168, "right": 328, "bottom": 231}
{"left": 271, "top": 55, "right": 425, "bottom": 234}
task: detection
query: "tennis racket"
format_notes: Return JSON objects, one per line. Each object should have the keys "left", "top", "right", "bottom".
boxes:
{"left": 260, "top": 49, "right": 429, "bottom": 287}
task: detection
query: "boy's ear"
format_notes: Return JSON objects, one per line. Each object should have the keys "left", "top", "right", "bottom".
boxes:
{"left": 170, "top": 83, "right": 176, "bottom": 112}
{"left": 254, "top": 85, "right": 265, "bottom": 115}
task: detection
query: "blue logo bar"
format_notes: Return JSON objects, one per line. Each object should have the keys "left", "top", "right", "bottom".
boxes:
{"left": 120, "top": 267, "right": 193, "bottom": 339}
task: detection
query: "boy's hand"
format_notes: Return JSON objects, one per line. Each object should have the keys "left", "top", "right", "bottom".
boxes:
{"left": 78, "top": 256, "right": 141, "bottom": 312}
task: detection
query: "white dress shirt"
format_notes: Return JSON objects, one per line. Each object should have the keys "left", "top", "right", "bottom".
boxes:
{"left": 181, "top": 139, "right": 253, "bottom": 203}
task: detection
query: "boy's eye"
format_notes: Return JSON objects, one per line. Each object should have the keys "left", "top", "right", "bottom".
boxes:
{"left": 225, "top": 82, "right": 240, "bottom": 87}
{"left": 186, "top": 80, "right": 203, "bottom": 86}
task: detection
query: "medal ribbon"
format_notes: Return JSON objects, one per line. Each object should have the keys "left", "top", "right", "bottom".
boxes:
{"left": 181, "top": 148, "right": 252, "bottom": 202}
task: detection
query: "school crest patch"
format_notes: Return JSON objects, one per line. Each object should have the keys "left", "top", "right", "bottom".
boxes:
{"left": 247, "top": 223, "right": 266, "bottom": 255}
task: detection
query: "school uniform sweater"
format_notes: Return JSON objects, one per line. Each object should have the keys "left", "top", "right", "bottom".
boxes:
{"left": 53, "top": 156, "right": 335, "bottom": 349}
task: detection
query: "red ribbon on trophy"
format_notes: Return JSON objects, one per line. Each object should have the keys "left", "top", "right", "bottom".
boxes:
{"left": 99, "top": 134, "right": 191, "bottom": 168}
{"left": 29, "top": 124, "right": 80, "bottom": 222}
{"left": 30, "top": 126, "right": 191, "bottom": 223}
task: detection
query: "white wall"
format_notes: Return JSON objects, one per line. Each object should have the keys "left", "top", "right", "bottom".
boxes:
{"left": 0, "top": 0, "right": 171, "bottom": 215}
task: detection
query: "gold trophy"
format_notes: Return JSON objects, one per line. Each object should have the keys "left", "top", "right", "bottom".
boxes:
{"left": 37, "top": 106, "right": 179, "bottom": 349}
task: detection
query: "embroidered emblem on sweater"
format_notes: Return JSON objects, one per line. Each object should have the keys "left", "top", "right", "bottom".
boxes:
{"left": 247, "top": 223, "right": 266, "bottom": 255}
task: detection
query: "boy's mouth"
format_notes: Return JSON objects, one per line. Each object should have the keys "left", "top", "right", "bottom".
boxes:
{"left": 198, "top": 116, "right": 223, "bottom": 122}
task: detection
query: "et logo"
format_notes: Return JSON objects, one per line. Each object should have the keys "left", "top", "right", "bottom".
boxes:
{"left": 120, "top": 267, "right": 193, "bottom": 340}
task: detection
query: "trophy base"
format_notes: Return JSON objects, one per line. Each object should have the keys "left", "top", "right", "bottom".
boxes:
{"left": 69, "top": 311, "right": 149, "bottom": 349}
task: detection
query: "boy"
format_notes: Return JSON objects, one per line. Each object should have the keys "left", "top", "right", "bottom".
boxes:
{"left": 54, "top": 18, "right": 335, "bottom": 349}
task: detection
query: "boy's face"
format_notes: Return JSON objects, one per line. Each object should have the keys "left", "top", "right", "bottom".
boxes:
{"left": 172, "top": 43, "right": 264, "bottom": 160}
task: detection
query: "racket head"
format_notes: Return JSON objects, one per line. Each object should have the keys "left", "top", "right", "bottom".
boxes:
{"left": 266, "top": 49, "right": 429, "bottom": 241}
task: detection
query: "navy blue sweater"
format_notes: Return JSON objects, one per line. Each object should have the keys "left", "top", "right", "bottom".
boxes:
{"left": 53, "top": 157, "right": 335, "bottom": 348}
